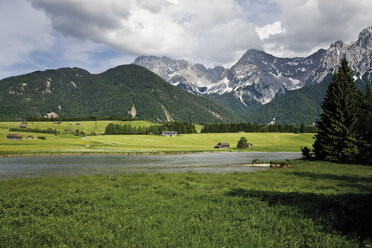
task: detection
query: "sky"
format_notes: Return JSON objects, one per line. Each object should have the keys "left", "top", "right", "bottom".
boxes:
{"left": 1, "top": 0, "right": 372, "bottom": 79}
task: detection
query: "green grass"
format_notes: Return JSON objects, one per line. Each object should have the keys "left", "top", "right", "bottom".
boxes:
{"left": 0, "top": 121, "right": 315, "bottom": 155}
{"left": 85, "top": 132, "right": 314, "bottom": 153}
{"left": 0, "top": 160, "right": 371, "bottom": 247}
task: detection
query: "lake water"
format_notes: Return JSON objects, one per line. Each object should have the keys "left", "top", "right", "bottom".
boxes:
{"left": 0, "top": 152, "right": 302, "bottom": 179}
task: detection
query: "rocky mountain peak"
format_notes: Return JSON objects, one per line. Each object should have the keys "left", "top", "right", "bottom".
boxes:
{"left": 355, "top": 27, "right": 372, "bottom": 49}
{"left": 330, "top": 40, "right": 346, "bottom": 49}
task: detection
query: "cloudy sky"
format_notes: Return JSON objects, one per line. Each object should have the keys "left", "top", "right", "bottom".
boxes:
{"left": 1, "top": 0, "right": 372, "bottom": 79}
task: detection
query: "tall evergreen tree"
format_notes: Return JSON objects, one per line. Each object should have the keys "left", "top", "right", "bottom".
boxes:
{"left": 356, "top": 84, "right": 372, "bottom": 164}
{"left": 313, "top": 59, "right": 360, "bottom": 162}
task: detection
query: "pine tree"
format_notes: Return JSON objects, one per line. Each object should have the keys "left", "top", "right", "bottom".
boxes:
{"left": 313, "top": 59, "right": 360, "bottom": 162}
{"left": 299, "top": 123, "right": 305, "bottom": 133}
{"left": 356, "top": 84, "right": 372, "bottom": 164}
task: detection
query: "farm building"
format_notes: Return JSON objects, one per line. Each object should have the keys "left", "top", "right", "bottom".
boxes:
{"left": 214, "top": 142, "right": 230, "bottom": 148}
{"left": 7, "top": 134, "right": 23, "bottom": 140}
{"left": 21, "top": 121, "right": 27, "bottom": 124}
{"left": 161, "top": 131, "right": 178, "bottom": 137}
{"left": 27, "top": 135, "right": 34, "bottom": 140}
{"left": 247, "top": 143, "right": 253, "bottom": 147}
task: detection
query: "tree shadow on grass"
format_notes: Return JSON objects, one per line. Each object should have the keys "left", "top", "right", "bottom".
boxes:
{"left": 288, "top": 172, "right": 372, "bottom": 193}
{"left": 289, "top": 172, "right": 372, "bottom": 184}
{"left": 227, "top": 188, "right": 372, "bottom": 240}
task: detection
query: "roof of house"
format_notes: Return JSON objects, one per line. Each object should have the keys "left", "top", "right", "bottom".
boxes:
{"left": 7, "top": 134, "right": 23, "bottom": 138}
{"left": 217, "top": 142, "right": 230, "bottom": 146}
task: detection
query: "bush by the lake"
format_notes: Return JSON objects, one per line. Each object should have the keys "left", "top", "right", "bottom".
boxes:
{"left": 237, "top": 137, "right": 248, "bottom": 149}
{"left": 270, "top": 160, "right": 289, "bottom": 168}
{"left": 252, "top": 158, "right": 261, "bottom": 164}
{"left": 301, "top": 146, "right": 313, "bottom": 159}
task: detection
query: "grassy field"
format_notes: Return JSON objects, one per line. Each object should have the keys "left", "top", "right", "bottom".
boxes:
{"left": 0, "top": 120, "right": 157, "bottom": 134}
{"left": 0, "top": 160, "right": 371, "bottom": 247}
{"left": 0, "top": 120, "right": 314, "bottom": 154}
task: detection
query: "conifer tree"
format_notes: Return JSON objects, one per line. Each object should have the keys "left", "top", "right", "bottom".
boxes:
{"left": 313, "top": 59, "right": 360, "bottom": 162}
{"left": 356, "top": 84, "right": 372, "bottom": 164}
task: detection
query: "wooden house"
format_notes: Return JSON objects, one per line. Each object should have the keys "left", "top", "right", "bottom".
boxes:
{"left": 7, "top": 134, "right": 23, "bottom": 140}
{"left": 214, "top": 142, "right": 230, "bottom": 148}
{"left": 161, "top": 131, "right": 178, "bottom": 137}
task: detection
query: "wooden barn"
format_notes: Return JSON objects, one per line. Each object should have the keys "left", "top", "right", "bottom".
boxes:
{"left": 161, "top": 131, "right": 178, "bottom": 137}
{"left": 214, "top": 142, "right": 230, "bottom": 149}
{"left": 7, "top": 134, "right": 23, "bottom": 140}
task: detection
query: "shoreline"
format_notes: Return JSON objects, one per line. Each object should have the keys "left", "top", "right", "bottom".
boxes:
{"left": 0, "top": 150, "right": 301, "bottom": 158}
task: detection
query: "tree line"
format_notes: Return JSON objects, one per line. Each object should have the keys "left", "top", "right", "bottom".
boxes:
{"left": 105, "top": 121, "right": 196, "bottom": 135}
{"left": 9, "top": 127, "right": 58, "bottom": 135}
{"left": 201, "top": 123, "right": 316, "bottom": 133}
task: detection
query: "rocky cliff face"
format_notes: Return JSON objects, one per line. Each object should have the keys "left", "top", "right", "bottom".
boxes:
{"left": 134, "top": 27, "right": 372, "bottom": 105}
{"left": 133, "top": 56, "right": 227, "bottom": 94}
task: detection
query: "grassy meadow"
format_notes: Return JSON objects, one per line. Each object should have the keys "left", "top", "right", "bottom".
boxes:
{"left": 0, "top": 160, "right": 371, "bottom": 247}
{"left": 0, "top": 121, "right": 314, "bottom": 155}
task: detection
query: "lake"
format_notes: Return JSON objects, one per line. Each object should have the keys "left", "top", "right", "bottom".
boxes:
{"left": 0, "top": 152, "right": 302, "bottom": 179}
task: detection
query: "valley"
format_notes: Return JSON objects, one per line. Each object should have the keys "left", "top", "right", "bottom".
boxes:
{"left": 0, "top": 121, "right": 313, "bottom": 155}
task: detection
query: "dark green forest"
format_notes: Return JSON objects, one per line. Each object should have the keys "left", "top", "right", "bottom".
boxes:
{"left": 201, "top": 122, "right": 316, "bottom": 133}
{"left": 104, "top": 121, "right": 196, "bottom": 135}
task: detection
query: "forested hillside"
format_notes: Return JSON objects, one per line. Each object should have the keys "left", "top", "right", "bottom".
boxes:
{"left": 0, "top": 65, "right": 240, "bottom": 123}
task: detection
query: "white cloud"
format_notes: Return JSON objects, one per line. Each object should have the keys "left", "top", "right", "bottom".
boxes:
{"left": 267, "top": 0, "right": 372, "bottom": 57}
{"left": 27, "top": 0, "right": 262, "bottom": 66}
{"left": 255, "top": 21, "right": 284, "bottom": 40}
{"left": 0, "top": 0, "right": 53, "bottom": 67}
{"left": 2, "top": 0, "right": 372, "bottom": 79}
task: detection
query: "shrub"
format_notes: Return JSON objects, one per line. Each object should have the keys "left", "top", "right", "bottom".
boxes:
{"left": 270, "top": 160, "right": 290, "bottom": 168}
{"left": 237, "top": 137, "right": 248, "bottom": 149}
{"left": 37, "top": 136, "right": 46, "bottom": 140}
{"left": 301, "top": 146, "right": 313, "bottom": 159}
{"left": 252, "top": 158, "right": 261, "bottom": 164}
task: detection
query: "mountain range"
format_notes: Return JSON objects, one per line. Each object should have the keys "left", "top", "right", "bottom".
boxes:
{"left": 1, "top": 27, "right": 371, "bottom": 124}
{"left": 134, "top": 27, "right": 372, "bottom": 124}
